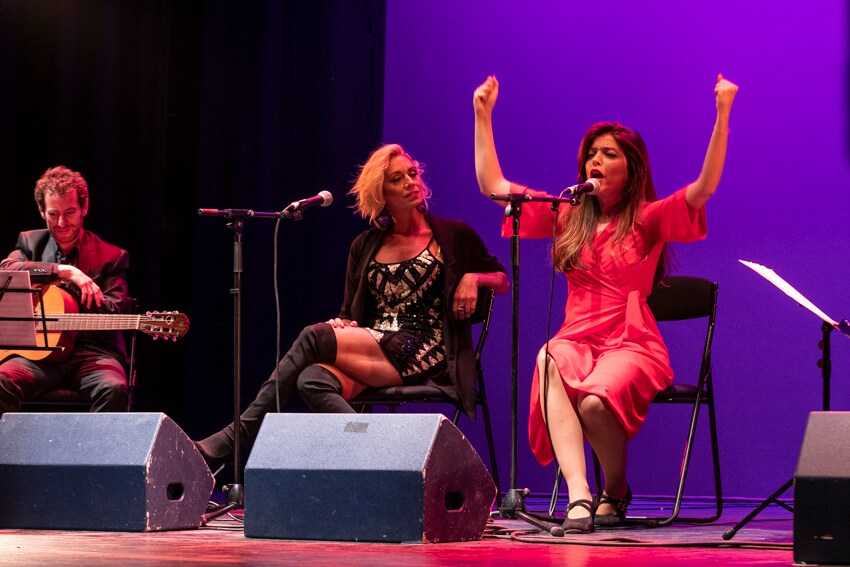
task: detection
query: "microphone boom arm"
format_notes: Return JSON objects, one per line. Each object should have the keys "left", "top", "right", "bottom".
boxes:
{"left": 198, "top": 208, "right": 297, "bottom": 220}
{"left": 490, "top": 193, "right": 583, "bottom": 210}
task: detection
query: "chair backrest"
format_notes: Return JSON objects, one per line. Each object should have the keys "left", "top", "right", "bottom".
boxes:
{"left": 647, "top": 275, "right": 718, "bottom": 386}
{"left": 647, "top": 276, "right": 717, "bottom": 322}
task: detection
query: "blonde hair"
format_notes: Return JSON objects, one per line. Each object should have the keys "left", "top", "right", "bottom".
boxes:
{"left": 349, "top": 144, "right": 431, "bottom": 226}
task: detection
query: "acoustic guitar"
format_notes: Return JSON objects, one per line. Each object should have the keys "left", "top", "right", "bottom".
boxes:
{"left": 0, "top": 285, "right": 189, "bottom": 364}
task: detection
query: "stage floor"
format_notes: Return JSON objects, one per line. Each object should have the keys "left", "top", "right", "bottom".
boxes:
{"left": 0, "top": 495, "right": 797, "bottom": 567}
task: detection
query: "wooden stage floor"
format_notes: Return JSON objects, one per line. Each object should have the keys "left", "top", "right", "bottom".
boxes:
{"left": 0, "top": 495, "right": 799, "bottom": 567}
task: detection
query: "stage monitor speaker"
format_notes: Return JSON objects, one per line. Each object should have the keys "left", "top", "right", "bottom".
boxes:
{"left": 244, "top": 413, "right": 496, "bottom": 543}
{"left": 794, "top": 411, "right": 850, "bottom": 565}
{"left": 0, "top": 412, "right": 214, "bottom": 532}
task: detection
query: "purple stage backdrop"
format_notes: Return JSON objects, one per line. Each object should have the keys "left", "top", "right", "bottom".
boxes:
{"left": 383, "top": 0, "right": 850, "bottom": 498}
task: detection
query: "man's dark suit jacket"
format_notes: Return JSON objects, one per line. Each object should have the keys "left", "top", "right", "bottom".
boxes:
{"left": 1, "top": 228, "right": 130, "bottom": 361}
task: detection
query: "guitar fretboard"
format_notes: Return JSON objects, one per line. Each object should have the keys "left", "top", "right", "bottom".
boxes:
{"left": 35, "top": 314, "right": 144, "bottom": 331}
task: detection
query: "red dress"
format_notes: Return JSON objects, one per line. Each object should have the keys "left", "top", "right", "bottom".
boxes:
{"left": 503, "top": 185, "right": 707, "bottom": 466}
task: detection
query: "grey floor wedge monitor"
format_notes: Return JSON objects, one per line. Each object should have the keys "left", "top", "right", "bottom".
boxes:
{"left": 244, "top": 413, "right": 496, "bottom": 543}
{"left": 0, "top": 412, "right": 214, "bottom": 531}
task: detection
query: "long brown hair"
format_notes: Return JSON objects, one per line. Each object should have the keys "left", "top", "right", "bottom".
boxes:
{"left": 552, "top": 122, "right": 669, "bottom": 283}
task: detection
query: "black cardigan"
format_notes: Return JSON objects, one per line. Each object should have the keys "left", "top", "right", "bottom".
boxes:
{"left": 340, "top": 212, "right": 506, "bottom": 417}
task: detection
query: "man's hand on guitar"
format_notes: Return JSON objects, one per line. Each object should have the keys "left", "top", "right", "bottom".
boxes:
{"left": 57, "top": 264, "right": 104, "bottom": 309}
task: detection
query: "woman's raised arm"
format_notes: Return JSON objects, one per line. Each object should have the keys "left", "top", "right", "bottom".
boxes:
{"left": 685, "top": 73, "right": 739, "bottom": 209}
{"left": 474, "top": 75, "right": 514, "bottom": 205}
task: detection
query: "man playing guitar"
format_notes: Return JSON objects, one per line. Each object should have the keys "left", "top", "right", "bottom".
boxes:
{"left": 0, "top": 166, "right": 131, "bottom": 414}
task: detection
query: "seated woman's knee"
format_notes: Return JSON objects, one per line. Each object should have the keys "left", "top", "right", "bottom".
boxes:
{"left": 299, "top": 323, "right": 325, "bottom": 340}
{"left": 577, "top": 394, "right": 606, "bottom": 418}
{"left": 536, "top": 347, "right": 556, "bottom": 373}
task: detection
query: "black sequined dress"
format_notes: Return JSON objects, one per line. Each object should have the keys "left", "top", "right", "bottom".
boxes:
{"left": 364, "top": 244, "right": 448, "bottom": 385}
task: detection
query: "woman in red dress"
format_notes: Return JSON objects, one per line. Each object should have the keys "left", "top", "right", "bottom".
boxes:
{"left": 473, "top": 74, "right": 738, "bottom": 533}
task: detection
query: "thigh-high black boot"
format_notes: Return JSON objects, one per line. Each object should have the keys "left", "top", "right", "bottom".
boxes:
{"left": 296, "top": 364, "right": 357, "bottom": 413}
{"left": 195, "top": 323, "right": 336, "bottom": 467}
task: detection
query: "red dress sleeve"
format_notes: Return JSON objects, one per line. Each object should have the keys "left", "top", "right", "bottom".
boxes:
{"left": 642, "top": 186, "right": 707, "bottom": 243}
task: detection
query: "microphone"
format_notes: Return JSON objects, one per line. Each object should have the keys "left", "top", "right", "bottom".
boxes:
{"left": 281, "top": 190, "right": 333, "bottom": 219}
{"left": 563, "top": 178, "right": 601, "bottom": 196}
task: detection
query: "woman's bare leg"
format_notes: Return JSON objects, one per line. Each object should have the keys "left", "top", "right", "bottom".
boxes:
{"left": 328, "top": 326, "right": 403, "bottom": 387}
{"left": 296, "top": 326, "right": 403, "bottom": 411}
{"left": 537, "top": 349, "right": 592, "bottom": 519}
{"left": 577, "top": 393, "right": 629, "bottom": 515}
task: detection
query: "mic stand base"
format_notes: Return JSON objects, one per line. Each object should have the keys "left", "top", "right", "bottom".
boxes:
{"left": 497, "top": 488, "right": 565, "bottom": 537}
{"left": 201, "top": 483, "right": 245, "bottom": 525}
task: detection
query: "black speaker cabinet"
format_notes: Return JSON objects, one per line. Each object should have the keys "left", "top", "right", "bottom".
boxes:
{"left": 244, "top": 413, "right": 496, "bottom": 543}
{"left": 794, "top": 411, "right": 850, "bottom": 564}
{"left": 0, "top": 412, "right": 214, "bottom": 532}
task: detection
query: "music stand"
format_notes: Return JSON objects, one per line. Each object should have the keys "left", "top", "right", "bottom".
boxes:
{"left": 722, "top": 260, "right": 849, "bottom": 540}
{"left": 0, "top": 271, "right": 63, "bottom": 358}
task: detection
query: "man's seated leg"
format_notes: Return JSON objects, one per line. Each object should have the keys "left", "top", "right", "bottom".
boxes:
{"left": 0, "top": 358, "right": 63, "bottom": 414}
{"left": 73, "top": 352, "right": 129, "bottom": 412}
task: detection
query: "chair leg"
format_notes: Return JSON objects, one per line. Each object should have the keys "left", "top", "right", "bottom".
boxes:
{"left": 660, "top": 394, "right": 723, "bottom": 526}
{"left": 452, "top": 406, "right": 502, "bottom": 509}
{"left": 479, "top": 396, "right": 503, "bottom": 508}
{"left": 630, "top": 397, "right": 721, "bottom": 527}
{"left": 592, "top": 451, "right": 603, "bottom": 499}
{"left": 705, "top": 391, "right": 723, "bottom": 521}
{"left": 624, "top": 398, "right": 702, "bottom": 527}
{"left": 474, "top": 368, "right": 502, "bottom": 509}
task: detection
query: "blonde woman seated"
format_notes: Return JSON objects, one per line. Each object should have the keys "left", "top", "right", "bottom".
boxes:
{"left": 196, "top": 144, "right": 509, "bottom": 467}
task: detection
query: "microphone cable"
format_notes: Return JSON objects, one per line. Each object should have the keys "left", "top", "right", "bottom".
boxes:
{"left": 539, "top": 186, "right": 579, "bottom": 517}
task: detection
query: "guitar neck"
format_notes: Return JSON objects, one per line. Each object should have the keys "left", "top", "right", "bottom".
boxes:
{"left": 36, "top": 313, "right": 144, "bottom": 332}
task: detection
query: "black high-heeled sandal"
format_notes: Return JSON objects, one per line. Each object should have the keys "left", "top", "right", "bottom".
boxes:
{"left": 562, "top": 499, "right": 596, "bottom": 534}
{"left": 594, "top": 486, "right": 632, "bottom": 527}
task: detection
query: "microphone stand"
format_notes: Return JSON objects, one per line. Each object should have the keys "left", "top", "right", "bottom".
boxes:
{"left": 489, "top": 192, "right": 580, "bottom": 537}
{"left": 197, "top": 207, "right": 298, "bottom": 523}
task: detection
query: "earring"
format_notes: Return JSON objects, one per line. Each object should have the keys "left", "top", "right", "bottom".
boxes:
{"left": 376, "top": 208, "right": 393, "bottom": 229}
